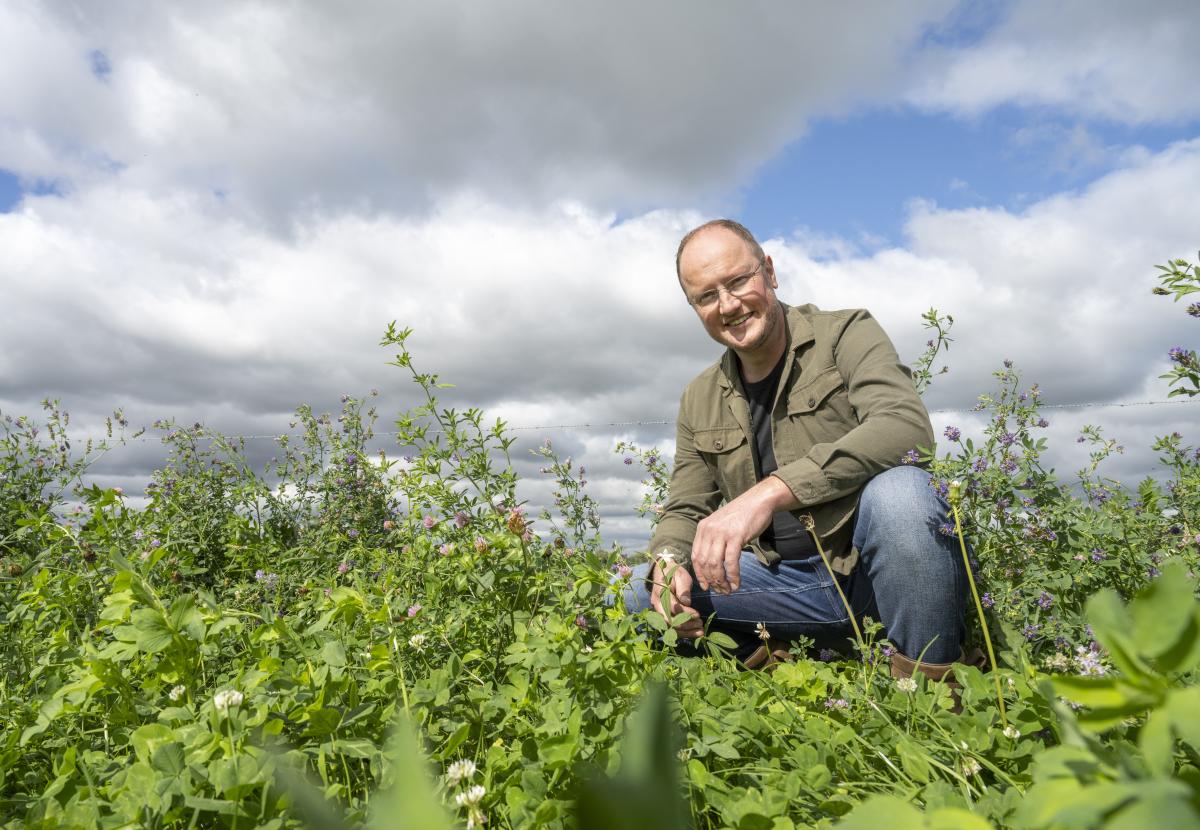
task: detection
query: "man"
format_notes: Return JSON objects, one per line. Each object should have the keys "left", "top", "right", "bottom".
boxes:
{"left": 623, "top": 219, "right": 969, "bottom": 679}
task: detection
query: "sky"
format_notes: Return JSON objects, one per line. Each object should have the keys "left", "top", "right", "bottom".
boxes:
{"left": 2, "top": 0, "right": 1199, "bottom": 547}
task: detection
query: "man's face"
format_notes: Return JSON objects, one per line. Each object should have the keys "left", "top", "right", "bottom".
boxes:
{"left": 678, "top": 227, "right": 782, "bottom": 357}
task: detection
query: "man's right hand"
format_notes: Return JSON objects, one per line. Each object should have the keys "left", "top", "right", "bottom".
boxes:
{"left": 649, "top": 560, "right": 703, "bottom": 639}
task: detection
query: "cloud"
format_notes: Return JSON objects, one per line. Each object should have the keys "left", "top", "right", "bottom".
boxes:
{"left": 909, "top": 0, "right": 1200, "bottom": 124}
{"left": 3, "top": 139, "right": 1199, "bottom": 547}
{"left": 0, "top": 0, "right": 957, "bottom": 222}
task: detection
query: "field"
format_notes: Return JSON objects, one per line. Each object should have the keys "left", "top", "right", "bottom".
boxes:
{"left": 2, "top": 261, "right": 1199, "bottom": 829}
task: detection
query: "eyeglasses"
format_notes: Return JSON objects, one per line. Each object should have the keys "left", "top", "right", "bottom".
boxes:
{"left": 688, "top": 263, "right": 764, "bottom": 310}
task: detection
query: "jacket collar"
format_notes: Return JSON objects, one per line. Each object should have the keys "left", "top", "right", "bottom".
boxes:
{"left": 716, "top": 302, "right": 816, "bottom": 391}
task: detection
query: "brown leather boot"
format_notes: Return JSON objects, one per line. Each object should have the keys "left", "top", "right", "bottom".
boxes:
{"left": 890, "top": 648, "right": 986, "bottom": 713}
{"left": 742, "top": 639, "right": 796, "bottom": 672}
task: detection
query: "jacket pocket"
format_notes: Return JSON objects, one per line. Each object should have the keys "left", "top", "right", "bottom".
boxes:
{"left": 693, "top": 426, "right": 750, "bottom": 497}
{"left": 693, "top": 426, "right": 746, "bottom": 455}
{"left": 786, "top": 366, "right": 845, "bottom": 416}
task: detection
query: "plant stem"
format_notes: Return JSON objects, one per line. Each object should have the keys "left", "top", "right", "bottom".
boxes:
{"left": 949, "top": 494, "right": 1007, "bottom": 727}
{"left": 804, "top": 517, "right": 864, "bottom": 650}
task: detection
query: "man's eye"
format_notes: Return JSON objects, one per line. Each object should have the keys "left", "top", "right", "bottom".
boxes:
{"left": 697, "top": 292, "right": 718, "bottom": 306}
{"left": 728, "top": 276, "right": 751, "bottom": 291}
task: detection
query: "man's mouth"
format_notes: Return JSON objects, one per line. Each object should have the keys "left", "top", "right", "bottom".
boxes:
{"left": 724, "top": 312, "right": 752, "bottom": 328}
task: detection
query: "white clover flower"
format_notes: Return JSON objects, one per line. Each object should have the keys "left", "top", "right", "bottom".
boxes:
{"left": 213, "top": 689, "right": 243, "bottom": 714}
{"left": 466, "top": 810, "right": 487, "bottom": 829}
{"left": 455, "top": 784, "right": 486, "bottom": 808}
{"left": 896, "top": 677, "right": 917, "bottom": 693}
{"left": 1002, "top": 725, "right": 1020, "bottom": 739}
{"left": 960, "top": 757, "right": 982, "bottom": 777}
{"left": 446, "top": 760, "right": 477, "bottom": 786}
{"left": 168, "top": 684, "right": 185, "bottom": 702}
{"left": 1043, "top": 652, "right": 1071, "bottom": 672}
{"left": 755, "top": 622, "right": 770, "bottom": 641}
{"left": 409, "top": 633, "right": 427, "bottom": 650}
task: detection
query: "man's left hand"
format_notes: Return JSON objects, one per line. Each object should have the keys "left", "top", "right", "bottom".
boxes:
{"left": 691, "top": 475, "right": 799, "bottom": 594}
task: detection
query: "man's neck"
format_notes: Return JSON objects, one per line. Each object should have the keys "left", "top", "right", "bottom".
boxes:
{"left": 735, "top": 309, "right": 788, "bottom": 384}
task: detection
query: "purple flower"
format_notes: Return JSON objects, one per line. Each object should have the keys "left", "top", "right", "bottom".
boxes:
{"left": 407, "top": 604, "right": 421, "bottom": 618}
{"left": 454, "top": 511, "right": 469, "bottom": 529}
{"left": 133, "top": 529, "right": 145, "bottom": 541}
{"left": 575, "top": 614, "right": 588, "bottom": 630}
{"left": 1148, "top": 566, "right": 1161, "bottom": 579}
{"left": 817, "top": 648, "right": 836, "bottom": 662}
{"left": 1001, "top": 457, "right": 1018, "bottom": 474}
{"left": 439, "top": 543, "right": 453, "bottom": 556}
{"left": 1187, "top": 302, "right": 1200, "bottom": 318}
{"left": 150, "top": 539, "right": 161, "bottom": 548}
{"left": 1037, "top": 591, "right": 1053, "bottom": 610}
{"left": 647, "top": 454, "right": 657, "bottom": 464}
{"left": 422, "top": 515, "right": 437, "bottom": 530}
{"left": 1169, "top": 346, "right": 1189, "bottom": 363}
{"left": 347, "top": 528, "right": 359, "bottom": 539}
{"left": 1036, "top": 418, "right": 1049, "bottom": 428}
{"left": 981, "top": 593, "right": 994, "bottom": 609}
{"left": 1023, "top": 623, "right": 1041, "bottom": 641}
{"left": 255, "top": 569, "right": 267, "bottom": 582}
{"left": 943, "top": 426, "right": 961, "bottom": 441}
{"left": 972, "top": 457, "right": 988, "bottom": 473}
{"left": 337, "top": 561, "right": 350, "bottom": 575}
{"left": 937, "top": 522, "right": 955, "bottom": 537}
{"left": 1003, "top": 359, "right": 1013, "bottom": 368}
{"left": 824, "top": 697, "right": 849, "bottom": 711}
{"left": 999, "top": 432, "right": 1016, "bottom": 446}
{"left": 881, "top": 645, "right": 896, "bottom": 658}
{"left": 623, "top": 457, "right": 633, "bottom": 465}
{"left": 901, "top": 449, "right": 920, "bottom": 465}
{"left": 616, "top": 564, "right": 633, "bottom": 580}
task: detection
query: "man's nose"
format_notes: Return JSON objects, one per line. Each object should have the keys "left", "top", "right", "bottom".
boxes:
{"left": 716, "top": 286, "right": 741, "bottom": 316}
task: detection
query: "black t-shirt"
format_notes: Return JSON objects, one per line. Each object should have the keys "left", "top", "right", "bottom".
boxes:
{"left": 741, "top": 356, "right": 817, "bottom": 560}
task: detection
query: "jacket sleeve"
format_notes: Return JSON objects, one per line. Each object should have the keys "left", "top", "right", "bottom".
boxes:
{"left": 770, "top": 309, "right": 935, "bottom": 508}
{"left": 646, "top": 392, "right": 723, "bottom": 566}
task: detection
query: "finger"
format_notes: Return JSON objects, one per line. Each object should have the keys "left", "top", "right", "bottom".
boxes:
{"left": 723, "top": 544, "right": 741, "bottom": 593}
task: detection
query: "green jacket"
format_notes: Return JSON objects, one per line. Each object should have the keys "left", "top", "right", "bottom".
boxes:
{"left": 648, "top": 302, "right": 934, "bottom": 575}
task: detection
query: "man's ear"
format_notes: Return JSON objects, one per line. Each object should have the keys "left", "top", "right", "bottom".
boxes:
{"left": 764, "top": 254, "right": 778, "bottom": 288}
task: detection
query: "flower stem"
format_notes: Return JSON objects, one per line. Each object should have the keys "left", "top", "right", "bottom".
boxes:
{"left": 804, "top": 516, "right": 864, "bottom": 651}
{"left": 948, "top": 484, "right": 1007, "bottom": 726}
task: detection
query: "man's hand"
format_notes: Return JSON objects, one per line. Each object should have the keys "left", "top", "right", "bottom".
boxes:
{"left": 691, "top": 475, "right": 799, "bottom": 594}
{"left": 649, "top": 560, "right": 703, "bottom": 639}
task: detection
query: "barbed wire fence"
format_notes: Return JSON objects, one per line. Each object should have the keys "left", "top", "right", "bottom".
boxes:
{"left": 70, "top": 396, "right": 1200, "bottom": 442}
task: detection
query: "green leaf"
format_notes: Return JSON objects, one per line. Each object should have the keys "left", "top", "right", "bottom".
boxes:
{"left": 131, "top": 608, "right": 173, "bottom": 653}
{"left": 837, "top": 796, "right": 925, "bottom": 829}
{"left": 1140, "top": 709, "right": 1174, "bottom": 778}
{"left": 1085, "top": 591, "right": 1151, "bottom": 680}
{"left": 896, "top": 738, "right": 931, "bottom": 784}
{"left": 1129, "top": 563, "right": 1196, "bottom": 659}
{"left": 574, "top": 682, "right": 689, "bottom": 830}
{"left": 1107, "top": 793, "right": 1200, "bottom": 830}
{"left": 368, "top": 715, "right": 457, "bottom": 830}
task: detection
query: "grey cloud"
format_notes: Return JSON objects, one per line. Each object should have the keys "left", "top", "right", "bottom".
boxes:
{"left": 0, "top": 0, "right": 956, "bottom": 221}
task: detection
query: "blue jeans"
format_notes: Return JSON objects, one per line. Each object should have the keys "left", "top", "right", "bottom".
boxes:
{"left": 620, "top": 466, "right": 968, "bottom": 664}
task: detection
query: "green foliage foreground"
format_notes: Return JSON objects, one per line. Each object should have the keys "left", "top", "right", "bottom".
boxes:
{"left": 2, "top": 261, "right": 1200, "bottom": 829}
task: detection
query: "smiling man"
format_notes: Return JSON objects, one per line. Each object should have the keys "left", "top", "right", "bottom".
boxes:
{"left": 623, "top": 219, "right": 971, "bottom": 682}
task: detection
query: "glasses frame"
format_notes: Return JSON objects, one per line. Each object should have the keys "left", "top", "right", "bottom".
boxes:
{"left": 687, "top": 262, "right": 765, "bottom": 310}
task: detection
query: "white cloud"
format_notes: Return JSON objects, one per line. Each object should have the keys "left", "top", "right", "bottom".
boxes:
{"left": 0, "top": 0, "right": 956, "bottom": 221}
{"left": 3, "top": 139, "right": 1199, "bottom": 547}
{"left": 909, "top": 0, "right": 1200, "bottom": 123}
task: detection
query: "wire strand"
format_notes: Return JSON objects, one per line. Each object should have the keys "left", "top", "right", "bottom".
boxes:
{"left": 64, "top": 396, "right": 1199, "bottom": 442}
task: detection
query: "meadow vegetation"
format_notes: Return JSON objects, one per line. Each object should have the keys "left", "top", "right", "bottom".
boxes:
{"left": 1, "top": 258, "right": 1198, "bottom": 829}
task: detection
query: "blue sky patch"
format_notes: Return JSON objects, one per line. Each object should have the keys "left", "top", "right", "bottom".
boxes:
{"left": 731, "top": 106, "right": 1200, "bottom": 251}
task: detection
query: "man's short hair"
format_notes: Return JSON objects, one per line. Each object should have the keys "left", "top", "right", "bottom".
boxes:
{"left": 675, "top": 219, "right": 767, "bottom": 283}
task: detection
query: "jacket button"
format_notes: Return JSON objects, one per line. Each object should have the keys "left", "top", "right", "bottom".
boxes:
{"left": 808, "top": 396, "right": 816, "bottom": 407}
{"left": 713, "top": 439, "right": 723, "bottom": 451}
